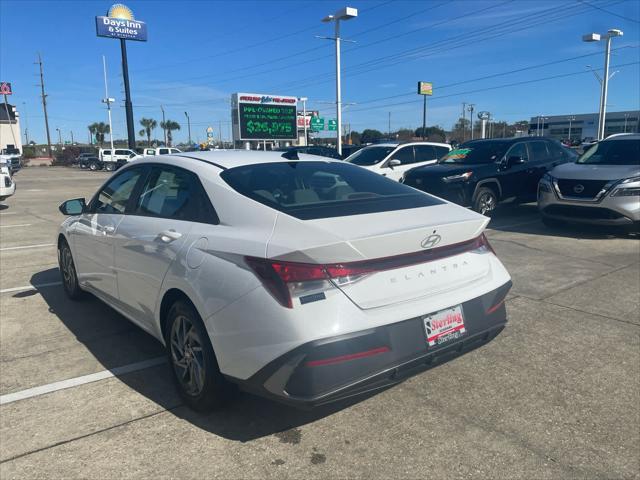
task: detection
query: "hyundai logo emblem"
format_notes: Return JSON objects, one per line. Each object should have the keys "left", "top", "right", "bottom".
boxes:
{"left": 573, "top": 184, "right": 585, "bottom": 194}
{"left": 421, "top": 234, "right": 442, "bottom": 249}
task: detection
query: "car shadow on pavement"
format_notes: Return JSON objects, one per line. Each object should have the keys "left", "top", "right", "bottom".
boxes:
{"left": 28, "top": 268, "right": 384, "bottom": 442}
{"left": 488, "top": 203, "right": 638, "bottom": 240}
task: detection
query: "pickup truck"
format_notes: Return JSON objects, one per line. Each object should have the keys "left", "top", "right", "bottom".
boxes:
{"left": 99, "top": 148, "right": 137, "bottom": 171}
{"left": 134, "top": 147, "right": 182, "bottom": 159}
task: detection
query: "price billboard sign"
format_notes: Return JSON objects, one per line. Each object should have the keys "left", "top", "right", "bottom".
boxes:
{"left": 233, "top": 93, "right": 298, "bottom": 141}
{"left": 417, "top": 81, "right": 433, "bottom": 96}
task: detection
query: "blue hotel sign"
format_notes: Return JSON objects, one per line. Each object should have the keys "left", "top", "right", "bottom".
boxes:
{"left": 96, "top": 4, "right": 147, "bottom": 42}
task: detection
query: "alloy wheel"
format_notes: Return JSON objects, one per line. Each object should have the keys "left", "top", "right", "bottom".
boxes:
{"left": 60, "top": 246, "right": 76, "bottom": 292}
{"left": 478, "top": 193, "right": 496, "bottom": 215}
{"left": 170, "top": 315, "right": 206, "bottom": 397}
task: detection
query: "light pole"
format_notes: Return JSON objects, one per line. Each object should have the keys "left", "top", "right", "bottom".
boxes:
{"left": 70, "top": 130, "right": 74, "bottom": 144}
{"left": 101, "top": 55, "right": 115, "bottom": 153}
{"left": 467, "top": 104, "right": 475, "bottom": 140}
{"left": 321, "top": 6, "right": 358, "bottom": 157}
{"left": 56, "top": 127, "right": 62, "bottom": 146}
{"left": 184, "top": 111, "right": 192, "bottom": 145}
{"left": 567, "top": 115, "right": 576, "bottom": 141}
{"left": 540, "top": 116, "right": 548, "bottom": 137}
{"left": 623, "top": 113, "right": 629, "bottom": 133}
{"left": 583, "top": 28, "right": 624, "bottom": 140}
{"left": 161, "top": 105, "right": 167, "bottom": 146}
{"left": 298, "top": 97, "right": 308, "bottom": 146}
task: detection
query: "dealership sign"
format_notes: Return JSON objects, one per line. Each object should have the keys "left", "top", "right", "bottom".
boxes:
{"left": 232, "top": 93, "right": 298, "bottom": 141}
{"left": 0, "top": 82, "right": 12, "bottom": 95}
{"left": 96, "top": 4, "right": 147, "bottom": 42}
{"left": 417, "top": 81, "right": 433, "bottom": 96}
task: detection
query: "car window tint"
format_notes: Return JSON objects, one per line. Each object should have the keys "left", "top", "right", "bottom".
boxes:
{"left": 93, "top": 168, "right": 142, "bottom": 214}
{"left": 414, "top": 145, "right": 437, "bottom": 163}
{"left": 103, "top": 150, "right": 111, "bottom": 155}
{"left": 546, "top": 142, "right": 564, "bottom": 158}
{"left": 434, "top": 146, "right": 450, "bottom": 159}
{"left": 114, "top": 150, "right": 128, "bottom": 155}
{"left": 221, "top": 161, "right": 444, "bottom": 220}
{"left": 506, "top": 143, "right": 528, "bottom": 161}
{"left": 159, "top": 149, "right": 170, "bottom": 155}
{"left": 529, "top": 142, "right": 550, "bottom": 161}
{"left": 135, "top": 167, "right": 218, "bottom": 223}
{"left": 391, "top": 147, "right": 415, "bottom": 165}
{"left": 577, "top": 139, "right": 640, "bottom": 165}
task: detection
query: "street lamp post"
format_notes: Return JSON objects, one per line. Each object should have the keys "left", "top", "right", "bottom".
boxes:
{"left": 583, "top": 28, "right": 624, "bottom": 140}
{"left": 567, "top": 115, "right": 576, "bottom": 141}
{"left": 56, "top": 127, "right": 62, "bottom": 146}
{"left": 101, "top": 56, "right": 115, "bottom": 154}
{"left": 184, "top": 111, "right": 192, "bottom": 145}
{"left": 321, "top": 6, "right": 358, "bottom": 158}
{"left": 623, "top": 113, "right": 629, "bottom": 133}
{"left": 467, "top": 104, "right": 475, "bottom": 140}
{"left": 298, "top": 97, "right": 308, "bottom": 146}
{"left": 541, "top": 116, "right": 548, "bottom": 137}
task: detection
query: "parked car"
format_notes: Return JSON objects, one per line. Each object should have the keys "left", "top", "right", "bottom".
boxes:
{"left": 0, "top": 165, "right": 15, "bottom": 201}
{"left": 0, "top": 153, "right": 21, "bottom": 174}
{"left": 401, "top": 137, "right": 571, "bottom": 214}
{"left": 340, "top": 144, "right": 363, "bottom": 159}
{"left": 75, "top": 152, "right": 97, "bottom": 166}
{"left": 136, "top": 147, "right": 183, "bottom": 157}
{"left": 99, "top": 148, "right": 137, "bottom": 170}
{"left": 345, "top": 142, "right": 451, "bottom": 181}
{"left": 538, "top": 133, "right": 639, "bottom": 230}
{"left": 276, "top": 145, "right": 342, "bottom": 160}
{"left": 57, "top": 151, "right": 512, "bottom": 410}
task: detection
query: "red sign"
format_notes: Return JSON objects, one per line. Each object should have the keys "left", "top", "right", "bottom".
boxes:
{"left": 0, "top": 82, "right": 12, "bottom": 95}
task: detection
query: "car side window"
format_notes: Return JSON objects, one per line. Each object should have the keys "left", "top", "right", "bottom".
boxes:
{"left": 114, "top": 150, "right": 128, "bottom": 156}
{"left": 159, "top": 148, "right": 170, "bottom": 155}
{"left": 546, "top": 142, "right": 565, "bottom": 159}
{"left": 92, "top": 168, "right": 143, "bottom": 214}
{"left": 390, "top": 147, "right": 415, "bottom": 165}
{"left": 102, "top": 150, "right": 111, "bottom": 156}
{"left": 414, "top": 145, "right": 437, "bottom": 163}
{"left": 506, "top": 143, "right": 529, "bottom": 162}
{"left": 529, "top": 141, "right": 550, "bottom": 161}
{"left": 434, "top": 146, "right": 450, "bottom": 159}
{"left": 135, "top": 166, "right": 219, "bottom": 224}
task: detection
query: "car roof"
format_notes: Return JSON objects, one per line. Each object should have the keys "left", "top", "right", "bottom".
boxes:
{"left": 364, "top": 141, "right": 450, "bottom": 148}
{"left": 603, "top": 133, "right": 640, "bottom": 141}
{"left": 148, "top": 150, "right": 333, "bottom": 170}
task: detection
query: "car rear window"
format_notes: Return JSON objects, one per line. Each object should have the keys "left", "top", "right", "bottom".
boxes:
{"left": 346, "top": 146, "right": 395, "bottom": 166}
{"left": 440, "top": 143, "right": 508, "bottom": 164}
{"left": 220, "top": 161, "right": 443, "bottom": 220}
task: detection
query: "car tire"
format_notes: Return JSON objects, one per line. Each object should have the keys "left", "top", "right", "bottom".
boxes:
{"left": 473, "top": 187, "right": 498, "bottom": 215}
{"left": 541, "top": 216, "right": 565, "bottom": 228}
{"left": 58, "top": 239, "right": 84, "bottom": 300}
{"left": 88, "top": 161, "right": 99, "bottom": 171}
{"left": 105, "top": 162, "right": 115, "bottom": 172}
{"left": 165, "top": 300, "right": 236, "bottom": 411}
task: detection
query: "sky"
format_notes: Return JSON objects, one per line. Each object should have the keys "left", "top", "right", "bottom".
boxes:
{"left": 1, "top": 0, "right": 639, "bottom": 145}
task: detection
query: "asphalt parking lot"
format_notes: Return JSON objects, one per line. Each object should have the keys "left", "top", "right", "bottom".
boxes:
{"left": 1, "top": 167, "right": 638, "bottom": 479}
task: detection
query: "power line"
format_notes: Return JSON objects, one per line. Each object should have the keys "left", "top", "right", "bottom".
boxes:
{"left": 579, "top": 0, "right": 640, "bottom": 23}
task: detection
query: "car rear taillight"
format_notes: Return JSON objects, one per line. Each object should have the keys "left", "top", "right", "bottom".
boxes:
{"left": 246, "top": 233, "right": 497, "bottom": 308}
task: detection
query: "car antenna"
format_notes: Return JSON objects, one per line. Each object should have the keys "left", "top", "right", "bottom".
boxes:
{"left": 281, "top": 150, "right": 299, "bottom": 160}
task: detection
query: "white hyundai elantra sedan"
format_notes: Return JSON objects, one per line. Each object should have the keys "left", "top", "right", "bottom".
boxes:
{"left": 57, "top": 151, "right": 512, "bottom": 410}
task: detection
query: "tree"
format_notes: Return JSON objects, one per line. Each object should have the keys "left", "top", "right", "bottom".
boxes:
{"left": 139, "top": 118, "right": 158, "bottom": 146}
{"left": 396, "top": 129, "right": 414, "bottom": 141}
{"left": 348, "top": 131, "right": 362, "bottom": 145}
{"left": 88, "top": 122, "right": 110, "bottom": 147}
{"left": 450, "top": 118, "right": 471, "bottom": 143}
{"left": 160, "top": 120, "right": 180, "bottom": 146}
{"left": 88, "top": 124, "right": 97, "bottom": 145}
{"left": 360, "top": 129, "right": 384, "bottom": 144}
{"left": 414, "top": 126, "right": 446, "bottom": 142}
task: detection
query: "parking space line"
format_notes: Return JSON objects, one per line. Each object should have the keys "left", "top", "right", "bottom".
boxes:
{"left": 0, "top": 357, "right": 166, "bottom": 405}
{"left": 0, "top": 282, "right": 62, "bottom": 294}
{"left": 0, "top": 243, "right": 54, "bottom": 251}
{"left": 0, "top": 212, "right": 18, "bottom": 215}
{"left": 0, "top": 223, "right": 32, "bottom": 228}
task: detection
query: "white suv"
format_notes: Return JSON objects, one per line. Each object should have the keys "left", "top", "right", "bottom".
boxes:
{"left": 345, "top": 142, "right": 451, "bottom": 181}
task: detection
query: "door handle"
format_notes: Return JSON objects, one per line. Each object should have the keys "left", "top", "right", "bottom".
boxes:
{"left": 159, "top": 230, "right": 182, "bottom": 243}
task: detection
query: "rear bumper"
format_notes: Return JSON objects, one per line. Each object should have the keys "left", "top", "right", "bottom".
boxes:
{"left": 228, "top": 281, "right": 511, "bottom": 407}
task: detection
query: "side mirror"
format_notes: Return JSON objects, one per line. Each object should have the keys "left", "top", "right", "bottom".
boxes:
{"left": 506, "top": 156, "right": 525, "bottom": 168}
{"left": 388, "top": 159, "right": 401, "bottom": 169}
{"left": 59, "top": 198, "right": 86, "bottom": 216}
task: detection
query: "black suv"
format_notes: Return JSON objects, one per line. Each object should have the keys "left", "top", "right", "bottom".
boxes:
{"left": 401, "top": 137, "right": 572, "bottom": 214}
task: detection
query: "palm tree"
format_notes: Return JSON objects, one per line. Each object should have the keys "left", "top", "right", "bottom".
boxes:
{"left": 160, "top": 120, "right": 180, "bottom": 146}
{"left": 91, "top": 122, "right": 110, "bottom": 147}
{"left": 139, "top": 118, "right": 157, "bottom": 146}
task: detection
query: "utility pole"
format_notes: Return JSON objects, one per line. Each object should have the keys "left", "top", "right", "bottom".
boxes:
{"left": 388, "top": 111, "right": 391, "bottom": 138}
{"left": 218, "top": 120, "right": 222, "bottom": 145}
{"left": 36, "top": 53, "right": 52, "bottom": 158}
{"left": 160, "top": 105, "right": 167, "bottom": 145}
{"left": 467, "top": 104, "right": 475, "bottom": 140}
{"left": 70, "top": 130, "right": 74, "bottom": 144}
{"left": 184, "top": 111, "right": 192, "bottom": 145}
{"left": 461, "top": 102, "right": 467, "bottom": 141}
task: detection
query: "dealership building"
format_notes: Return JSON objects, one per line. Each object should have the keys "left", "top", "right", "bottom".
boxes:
{"left": 529, "top": 110, "right": 639, "bottom": 140}
{"left": 0, "top": 102, "right": 22, "bottom": 153}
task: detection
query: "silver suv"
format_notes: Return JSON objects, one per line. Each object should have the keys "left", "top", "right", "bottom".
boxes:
{"left": 538, "top": 133, "right": 639, "bottom": 230}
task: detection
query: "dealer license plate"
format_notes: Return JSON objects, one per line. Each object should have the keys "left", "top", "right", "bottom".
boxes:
{"left": 423, "top": 305, "right": 466, "bottom": 347}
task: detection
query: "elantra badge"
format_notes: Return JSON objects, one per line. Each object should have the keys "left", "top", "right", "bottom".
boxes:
{"left": 421, "top": 234, "right": 442, "bottom": 249}
{"left": 573, "top": 184, "right": 585, "bottom": 194}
